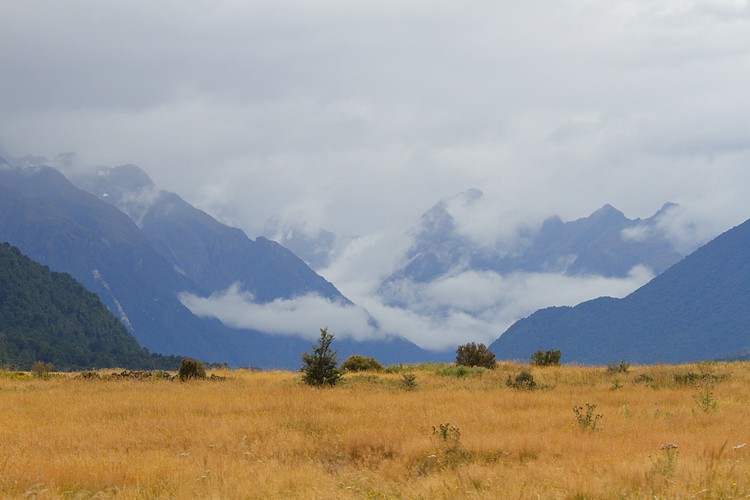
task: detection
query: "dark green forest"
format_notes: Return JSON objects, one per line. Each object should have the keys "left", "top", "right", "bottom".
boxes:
{"left": 0, "top": 242, "right": 180, "bottom": 370}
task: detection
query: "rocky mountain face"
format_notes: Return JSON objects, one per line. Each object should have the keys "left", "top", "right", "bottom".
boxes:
{"left": 490, "top": 216, "right": 750, "bottom": 364}
{"left": 262, "top": 216, "right": 340, "bottom": 271}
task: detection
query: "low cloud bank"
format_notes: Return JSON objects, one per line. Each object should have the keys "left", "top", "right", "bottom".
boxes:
{"left": 179, "top": 284, "right": 377, "bottom": 342}
{"left": 370, "top": 266, "right": 654, "bottom": 350}
{"left": 180, "top": 265, "right": 654, "bottom": 352}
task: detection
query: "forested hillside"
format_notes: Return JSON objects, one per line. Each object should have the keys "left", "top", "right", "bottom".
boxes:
{"left": 0, "top": 243, "right": 180, "bottom": 370}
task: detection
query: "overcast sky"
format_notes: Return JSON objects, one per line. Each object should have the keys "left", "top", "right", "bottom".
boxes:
{"left": 3, "top": 1, "right": 750, "bottom": 349}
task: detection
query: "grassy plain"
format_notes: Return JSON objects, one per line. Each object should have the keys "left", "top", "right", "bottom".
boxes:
{"left": 1, "top": 361, "right": 749, "bottom": 498}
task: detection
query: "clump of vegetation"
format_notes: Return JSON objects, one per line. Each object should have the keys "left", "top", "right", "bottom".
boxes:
{"left": 455, "top": 342, "right": 496, "bottom": 369}
{"left": 401, "top": 373, "right": 417, "bottom": 390}
{"left": 693, "top": 381, "right": 718, "bottom": 413}
{"left": 436, "top": 364, "right": 485, "bottom": 378}
{"left": 530, "top": 349, "right": 561, "bottom": 366}
{"left": 341, "top": 355, "right": 383, "bottom": 372}
{"left": 76, "top": 370, "right": 180, "bottom": 381}
{"left": 31, "top": 361, "right": 53, "bottom": 379}
{"left": 573, "top": 403, "right": 602, "bottom": 431}
{"left": 652, "top": 443, "right": 679, "bottom": 476}
{"left": 0, "top": 370, "right": 33, "bottom": 381}
{"left": 633, "top": 373, "right": 655, "bottom": 385}
{"left": 506, "top": 370, "right": 537, "bottom": 390}
{"left": 300, "top": 327, "right": 342, "bottom": 387}
{"left": 674, "top": 371, "right": 725, "bottom": 385}
{"left": 607, "top": 360, "right": 630, "bottom": 374}
{"left": 610, "top": 379, "right": 623, "bottom": 391}
{"left": 384, "top": 364, "right": 407, "bottom": 374}
{"left": 432, "top": 423, "right": 461, "bottom": 451}
{"left": 420, "top": 422, "right": 470, "bottom": 474}
{"left": 178, "top": 358, "right": 206, "bottom": 381}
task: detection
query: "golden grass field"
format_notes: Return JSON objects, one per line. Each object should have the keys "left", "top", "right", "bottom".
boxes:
{"left": 1, "top": 361, "right": 749, "bottom": 498}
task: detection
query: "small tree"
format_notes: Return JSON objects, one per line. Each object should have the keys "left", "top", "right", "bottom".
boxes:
{"left": 455, "top": 342, "right": 497, "bottom": 369}
{"left": 301, "top": 327, "right": 342, "bottom": 386}
{"left": 530, "top": 349, "right": 561, "bottom": 366}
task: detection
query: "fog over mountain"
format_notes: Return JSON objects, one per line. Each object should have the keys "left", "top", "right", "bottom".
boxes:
{"left": 318, "top": 189, "right": 693, "bottom": 350}
{"left": 491, "top": 216, "right": 750, "bottom": 363}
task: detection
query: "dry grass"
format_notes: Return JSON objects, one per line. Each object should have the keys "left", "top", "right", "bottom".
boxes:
{"left": 1, "top": 361, "right": 749, "bottom": 498}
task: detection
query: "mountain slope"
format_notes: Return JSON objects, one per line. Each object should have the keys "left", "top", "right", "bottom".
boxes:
{"left": 490, "top": 217, "right": 750, "bottom": 364}
{"left": 0, "top": 242, "right": 179, "bottom": 370}
{"left": 0, "top": 163, "right": 430, "bottom": 367}
{"left": 74, "top": 165, "right": 345, "bottom": 301}
{"left": 0, "top": 165, "right": 225, "bottom": 358}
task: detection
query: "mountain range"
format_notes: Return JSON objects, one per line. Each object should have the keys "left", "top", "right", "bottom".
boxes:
{"left": 3, "top": 152, "right": 748, "bottom": 367}
{"left": 0, "top": 160, "right": 429, "bottom": 368}
{"left": 490, "top": 216, "right": 750, "bottom": 364}
{"left": 383, "top": 188, "right": 683, "bottom": 290}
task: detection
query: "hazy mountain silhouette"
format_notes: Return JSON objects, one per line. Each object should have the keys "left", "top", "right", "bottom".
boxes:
{"left": 384, "top": 189, "right": 683, "bottom": 290}
{"left": 0, "top": 164, "right": 430, "bottom": 367}
{"left": 74, "top": 165, "right": 345, "bottom": 301}
{"left": 490, "top": 217, "right": 750, "bottom": 364}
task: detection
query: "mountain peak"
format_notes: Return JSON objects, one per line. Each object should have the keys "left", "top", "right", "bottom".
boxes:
{"left": 444, "top": 188, "right": 483, "bottom": 208}
{"left": 95, "top": 164, "right": 154, "bottom": 191}
{"left": 654, "top": 202, "right": 678, "bottom": 217}
{"left": 591, "top": 203, "right": 625, "bottom": 220}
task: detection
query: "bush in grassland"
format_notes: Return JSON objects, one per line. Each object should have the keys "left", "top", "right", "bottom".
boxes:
{"left": 341, "top": 355, "right": 384, "bottom": 372}
{"left": 178, "top": 358, "right": 206, "bottom": 381}
{"left": 530, "top": 349, "right": 561, "bottom": 366}
{"left": 455, "top": 342, "right": 497, "bottom": 369}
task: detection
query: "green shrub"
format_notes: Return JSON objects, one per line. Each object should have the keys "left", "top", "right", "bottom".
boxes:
{"left": 455, "top": 342, "right": 497, "bottom": 369}
{"left": 506, "top": 370, "right": 537, "bottom": 390}
{"left": 530, "top": 349, "right": 561, "bottom": 366}
{"left": 178, "top": 358, "right": 206, "bottom": 381}
{"left": 341, "top": 354, "right": 384, "bottom": 372}
{"left": 300, "top": 327, "right": 342, "bottom": 387}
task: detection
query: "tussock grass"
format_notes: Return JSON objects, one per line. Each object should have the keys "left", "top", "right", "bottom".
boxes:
{"left": 0, "top": 362, "right": 749, "bottom": 498}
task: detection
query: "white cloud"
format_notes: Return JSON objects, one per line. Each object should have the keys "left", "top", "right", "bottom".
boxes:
{"left": 179, "top": 284, "right": 378, "bottom": 341}
{"left": 331, "top": 261, "right": 654, "bottom": 350}
{"left": 620, "top": 224, "right": 653, "bottom": 243}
